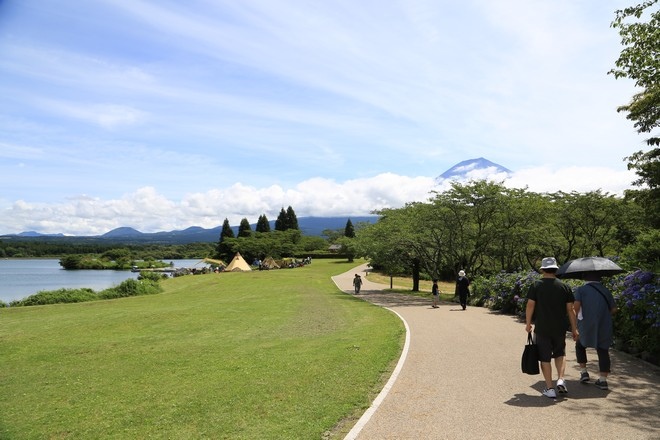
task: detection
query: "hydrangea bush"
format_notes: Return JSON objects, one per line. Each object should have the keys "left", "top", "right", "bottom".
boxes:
{"left": 470, "top": 271, "right": 542, "bottom": 317}
{"left": 607, "top": 270, "right": 659, "bottom": 363}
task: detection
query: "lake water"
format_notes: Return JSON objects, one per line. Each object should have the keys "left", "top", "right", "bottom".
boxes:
{"left": 0, "top": 259, "right": 209, "bottom": 304}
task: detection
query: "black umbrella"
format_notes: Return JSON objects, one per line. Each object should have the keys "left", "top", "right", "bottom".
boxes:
{"left": 557, "top": 257, "right": 625, "bottom": 279}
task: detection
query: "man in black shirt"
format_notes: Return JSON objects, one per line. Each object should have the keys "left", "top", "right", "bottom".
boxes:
{"left": 525, "top": 257, "right": 578, "bottom": 398}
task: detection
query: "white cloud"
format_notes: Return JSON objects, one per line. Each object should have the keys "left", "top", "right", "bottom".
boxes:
{"left": 504, "top": 165, "right": 636, "bottom": 195}
{"left": 37, "top": 100, "right": 148, "bottom": 129}
{"left": 0, "top": 166, "right": 636, "bottom": 236}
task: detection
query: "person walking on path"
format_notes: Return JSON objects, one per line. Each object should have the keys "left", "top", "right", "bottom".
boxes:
{"left": 431, "top": 279, "right": 439, "bottom": 308}
{"left": 455, "top": 270, "right": 470, "bottom": 310}
{"left": 573, "top": 272, "right": 617, "bottom": 390}
{"left": 353, "top": 274, "right": 363, "bottom": 294}
{"left": 525, "top": 257, "right": 578, "bottom": 398}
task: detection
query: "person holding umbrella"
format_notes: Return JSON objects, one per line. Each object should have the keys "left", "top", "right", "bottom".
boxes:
{"left": 573, "top": 272, "right": 617, "bottom": 390}
{"left": 557, "top": 257, "right": 624, "bottom": 391}
{"left": 525, "top": 257, "right": 579, "bottom": 398}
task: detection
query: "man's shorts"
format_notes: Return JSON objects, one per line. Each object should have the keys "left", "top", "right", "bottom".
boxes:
{"left": 535, "top": 332, "right": 566, "bottom": 362}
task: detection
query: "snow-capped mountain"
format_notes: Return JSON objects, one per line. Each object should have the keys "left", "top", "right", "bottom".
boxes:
{"left": 436, "top": 157, "right": 512, "bottom": 183}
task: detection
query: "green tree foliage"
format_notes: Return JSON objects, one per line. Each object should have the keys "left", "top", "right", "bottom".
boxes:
{"left": 625, "top": 149, "right": 660, "bottom": 228}
{"left": 286, "top": 206, "right": 299, "bottom": 230}
{"left": 354, "top": 205, "right": 424, "bottom": 289}
{"left": 344, "top": 219, "right": 355, "bottom": 238}
{"left": 220, "top": 229, "right": 313, "bottom": 262}
{"left": 0, "top": 241, "right": 214, "bottom": 260}
{"left": 622, "top": 229, "right": 660, "bottom": 271}
{"left": 216, "top": 218, "right": 235, "bottom": 260}
{"left": 275, "top": 206, "right": 299, "bottom": 231}
{"left": 59, "top": 254, "right": 83, "bottom": 270}
{"left": 357, "top": 182, "right": 634, "bottom": 281}
{"left": 609, "top": 0, "right": 660, "bottom": 147}
{"left": 238, "top": 218, "right": 252, "bottom": 238}
{"left": 275, "top": 208, "right": 288, "bottom": 231}
{"left": 609, "top": 1, "right": 660, "bottom": 270}
{"left": 256, "top": 214, "right": 271, "bottom": 233}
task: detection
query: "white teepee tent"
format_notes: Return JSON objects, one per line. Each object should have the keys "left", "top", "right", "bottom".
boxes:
{"left": 225, "top": 252, "right": 252, "bottom": 272}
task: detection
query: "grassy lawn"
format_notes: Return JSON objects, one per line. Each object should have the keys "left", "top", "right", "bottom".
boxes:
{"left": 0, "top": 259, "right": 404, "bottom": 439}
{"left": 366, "top": 271, "right": 456, "bottom": 301}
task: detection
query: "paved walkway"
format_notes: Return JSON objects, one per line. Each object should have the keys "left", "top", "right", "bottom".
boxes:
{"left": 332, "top": 264, "right": 660, "bottom": 440}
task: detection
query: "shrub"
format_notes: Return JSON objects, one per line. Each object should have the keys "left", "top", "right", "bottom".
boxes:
{"left": 470, "top": 270, "right": 543, "bottom": 317}
{"left": 137, "top": 271, "right": 168, "bottom": 282}
{"left": 98, "top": 278, "right": 162, "bottom": 300}
{"left": 10, "top": 288, "right": 98, "bottom": 306}
{"left": 609, "top": 270, "right": 660, "bottom": 363}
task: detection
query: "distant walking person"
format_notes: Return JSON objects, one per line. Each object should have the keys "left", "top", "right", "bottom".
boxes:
{"left": 573, "top": 273, "right": 617, "bottom": 390}
{"left": 353, "top": 274, "right": 363, "bottom": 294}
{"left": 455, "top": 270, "right": 470, "bottom": 310}
{"left": 431, "top": 280, "right": 440, "bottom": 308}
{"left": 525, "top": 257, "right": 578, "bottom": 399}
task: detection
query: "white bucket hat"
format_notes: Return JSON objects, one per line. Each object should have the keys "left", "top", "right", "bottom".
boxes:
{"left": 540, "top": 257, "right": 559, "bottom": 270}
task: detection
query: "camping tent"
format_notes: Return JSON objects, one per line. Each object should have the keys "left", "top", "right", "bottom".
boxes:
{"left": 261, "top": 256, "right": 280, "bottom": 269}
{"left": 203, "top": 258, "right": 226, "bottom": 271}
{"left": 225, "top": 252, "right": 252, "bottom": 272}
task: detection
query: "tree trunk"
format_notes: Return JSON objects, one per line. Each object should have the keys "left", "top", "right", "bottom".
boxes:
{"left": 412, "top": 257, "right": 420, "bottom": 292}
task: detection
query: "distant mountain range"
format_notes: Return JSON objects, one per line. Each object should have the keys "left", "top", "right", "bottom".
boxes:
{"left": 3, "top": 158, "right": 512, "bottom": 244}
{"left": 1, "top": 216, "right": 380, "bottom": 244}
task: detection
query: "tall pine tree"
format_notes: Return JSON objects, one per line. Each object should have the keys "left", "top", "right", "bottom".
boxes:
{"left": 256, "top": 214, "right": 271, "bottom": 233}
{"left": 344, "top": 218, "right": 355, "bottom": 238}
{"left": 275, "top": 208, "right": 288, "bottom": 231}
{"left": 238, "top": 218, "right": 252, "bottom": 237}
{"left": 286, "top": 206, "right": 299, "bottom": 230}
{"left": 215, "top": 218, "right": 235, "bottom": 260}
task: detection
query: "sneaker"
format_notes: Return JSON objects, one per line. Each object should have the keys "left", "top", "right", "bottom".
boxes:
{"left": 580, "top": 371, "right": 590, "bottom": 383}
{"left": 595, "top": 379, "right": 609, "bottom": 390}
{"left": 542, "top": 388, "right": 557, "bottom": 398}
{"left": 556, "top": 379, "right": 568, "bottom": 393}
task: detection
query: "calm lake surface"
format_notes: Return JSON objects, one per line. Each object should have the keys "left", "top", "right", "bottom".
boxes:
{"left": 0, "top": 259, "right": 207, "bottom": 303}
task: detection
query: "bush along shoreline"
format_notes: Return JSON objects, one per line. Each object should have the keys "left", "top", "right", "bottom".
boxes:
{"left": 1, "top": 271, "right": 165, "bottom": 307}
{"left": 469, "top": 270, "right": 659, "bottom": 367}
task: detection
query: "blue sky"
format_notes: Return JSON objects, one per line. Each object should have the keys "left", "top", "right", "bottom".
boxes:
{"left": 0, "top": 0, "right": 647, "bottom": 235}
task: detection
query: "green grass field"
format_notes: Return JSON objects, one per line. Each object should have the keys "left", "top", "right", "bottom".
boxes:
{"left": 0, "top": 260, "right": 404, "bottom": 439}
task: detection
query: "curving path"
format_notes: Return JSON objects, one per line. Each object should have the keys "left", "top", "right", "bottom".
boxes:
{"left": 332, "top": 263, "right": 660, "bottom": 440}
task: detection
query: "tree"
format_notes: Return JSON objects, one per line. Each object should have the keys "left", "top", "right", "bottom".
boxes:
{"left": 286, "top": 206, "right": 299, "bottom": 230}
{"left": 275, "top": 208, "right": 288, "bottom": 231}
{"left": 322, "top": 228, "right": 344, "bottom": 242}
{"left": 341, "top": 218, "right": 357, "bottom": 262}
{"left": 355, "top": 207, "right": 419, "bottom": 289}
{"left": 609, "top": 0, "right": 660, "bottom": 147}
{"left": 344, "top": 219, "right": 355, "bottom": 238}
{"left": 625, "top": 149, "right": 660, "bottom": 228}
{"left": 275, "top": 206, "right": 299, "bottom": 231}
{"left": 610, "top": 1, "right": 660, "bottom": 269}
{"left": 215, "top": 218, "right": 235, "bottom": 260}
{"left": 238, "top": 218, "right": 252, "bottom": 238}
{"left": 255, "top": 214, "right": 271, "bottom": 233}
{"left": 431, "top": 180, "right": 509, "bottom": 275}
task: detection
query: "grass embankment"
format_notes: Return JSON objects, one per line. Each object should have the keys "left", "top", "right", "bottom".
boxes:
{"left": 0, "top": 260, "right": 404, "bottom": 439}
